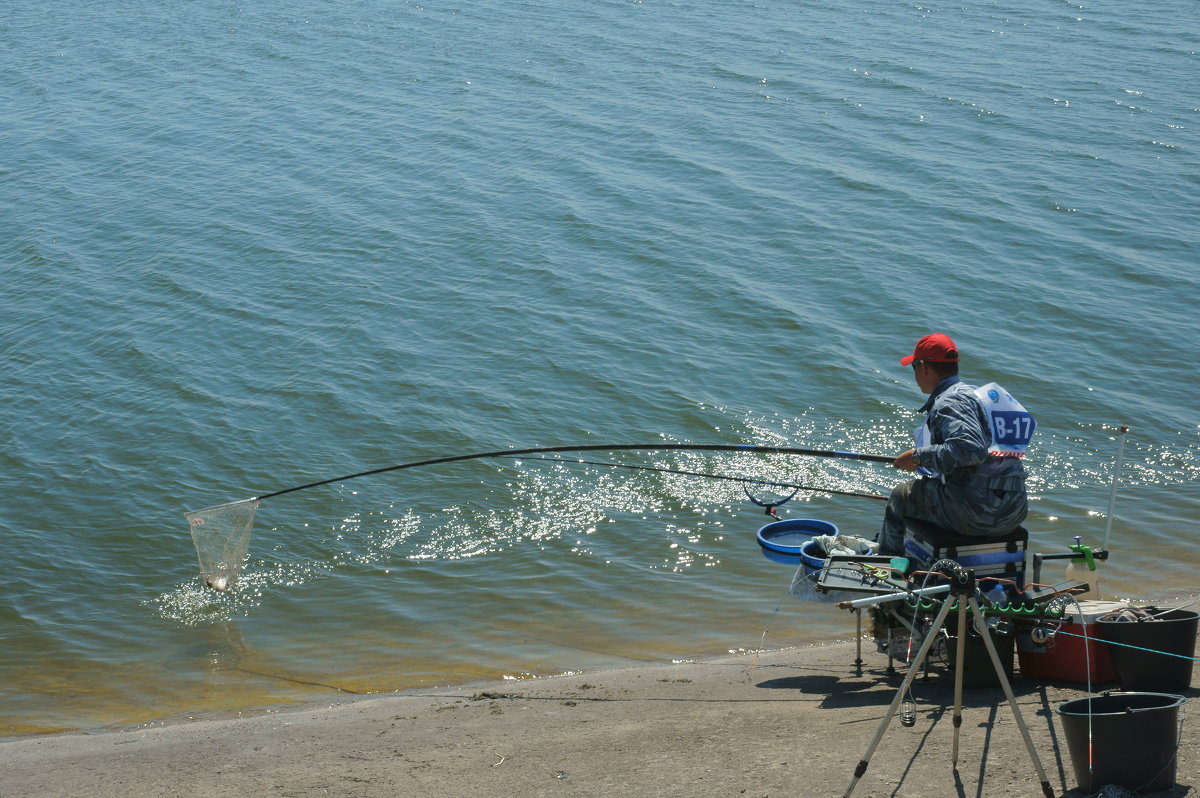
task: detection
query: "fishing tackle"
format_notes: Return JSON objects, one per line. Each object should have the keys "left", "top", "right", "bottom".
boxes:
{"left": 186, "top": 441, "right": 893, "bottom": 590}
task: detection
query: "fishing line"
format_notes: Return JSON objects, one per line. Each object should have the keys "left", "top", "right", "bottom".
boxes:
{"left": 514, "top": 456, "right": 889, "bottom": 502}
{"left": 748, "top": 566, "right": 824, "bottom": 676}
{"left": 186, "top": 442, "right": 893, "bottom": 590}
{"left": 1049, "top": 630, "right": 1200, "bottom": 662}
{"left": 1064, "top": 597, "right": 1096, "bottom": 784}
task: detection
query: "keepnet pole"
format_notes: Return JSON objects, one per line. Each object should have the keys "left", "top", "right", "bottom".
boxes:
{"left": 1100, "top": 425, "right": 1129, "bottom": 553}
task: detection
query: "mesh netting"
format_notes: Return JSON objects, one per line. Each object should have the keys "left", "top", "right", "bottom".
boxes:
{"left": 185, "top": 498, "right": 260, "bottom": 591}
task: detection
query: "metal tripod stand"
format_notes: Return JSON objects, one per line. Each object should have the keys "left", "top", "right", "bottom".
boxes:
{"left": 842, "top": 566, "right": 1054, "bottom": 798}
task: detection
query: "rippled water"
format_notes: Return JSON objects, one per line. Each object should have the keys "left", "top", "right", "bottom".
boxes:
{"left": 2, "top": 0, "right": 1197, "bottom": 735}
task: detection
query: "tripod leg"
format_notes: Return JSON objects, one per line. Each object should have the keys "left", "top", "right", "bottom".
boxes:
{"left": 968, "top": 598, "right": 1055, "bottom": 798}
{"left": 843, "top": 595, "right": 955, "bottom": 798}
{"left": 855, "top": 609, "right": 863, "bottom": 676}
{"left": 886, "top": 625, "right": 896, "bottom": 675}
{"left": 951, "top": 598, "right": 968, "bottom": 766}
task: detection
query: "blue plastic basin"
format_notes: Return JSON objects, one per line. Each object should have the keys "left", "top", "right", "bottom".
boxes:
{"left": 756, "top": 519, "right": 838, "bottom": 571}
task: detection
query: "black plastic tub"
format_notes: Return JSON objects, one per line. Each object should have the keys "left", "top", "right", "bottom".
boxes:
{"left": 1097, "top": 608, "right": 1198, "bottom": 692}
{"left": 1056, "top": 692, "right": 1187, "bottom": 793}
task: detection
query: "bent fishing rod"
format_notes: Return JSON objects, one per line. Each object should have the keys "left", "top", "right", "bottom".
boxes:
{"left": 241, "top": 442, "right": 894, "bottom": 504}
{"left": 187, "top": 442, "right": 893, "bottom": 590}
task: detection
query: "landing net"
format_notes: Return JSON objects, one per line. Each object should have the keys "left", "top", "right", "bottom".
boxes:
{"left": 185, "top": 498, "right": 260, "bottom": 591}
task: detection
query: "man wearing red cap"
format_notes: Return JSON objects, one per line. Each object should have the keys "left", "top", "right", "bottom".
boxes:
{"left": 877, "top": 333, "right": 1033, "bottom": 556}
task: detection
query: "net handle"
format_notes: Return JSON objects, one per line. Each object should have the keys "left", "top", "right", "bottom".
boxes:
{"left": 252, "top": 443, "right": 893, "bottom": 502}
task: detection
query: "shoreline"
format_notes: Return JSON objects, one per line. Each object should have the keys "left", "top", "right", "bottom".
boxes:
{"left": 6, "top": 589, "right": 1195, "bottom": 741}
{"left": 3, "top": 640, "right": 1195, "bottom": 798}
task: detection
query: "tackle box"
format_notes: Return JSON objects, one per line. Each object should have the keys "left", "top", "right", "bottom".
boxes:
{"left": 902, "top": 522, "right": 1028, "bottom": 587}
{"left": 1016, "top": 599, "right": 1124, "bottom": 685}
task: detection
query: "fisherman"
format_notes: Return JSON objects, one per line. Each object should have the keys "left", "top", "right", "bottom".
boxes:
{"left": 877, "top": 333, "right": 1033, "bottom": 557}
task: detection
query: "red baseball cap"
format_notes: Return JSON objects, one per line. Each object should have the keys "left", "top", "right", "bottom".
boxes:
{"left": 900, "top": 333, "right": 959, "bottom": 366}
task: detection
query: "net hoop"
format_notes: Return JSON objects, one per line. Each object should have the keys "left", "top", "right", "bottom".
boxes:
{"left": 185, "top": 498, "right": 260, "bottom": 591}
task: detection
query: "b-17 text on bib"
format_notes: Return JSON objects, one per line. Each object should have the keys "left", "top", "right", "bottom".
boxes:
{"left": 972, "top": 382, "right": 1035, "bottom": 457}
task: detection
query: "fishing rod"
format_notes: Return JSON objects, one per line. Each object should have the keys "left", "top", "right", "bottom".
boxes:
{"left": 186, "top": 442, "right": 893, "bottom": 590}
{"left": 250, "top": 442, "right": 893, "bottom": 502}
{"left": 516, "top": 455, "right": 888, "bottom": 502}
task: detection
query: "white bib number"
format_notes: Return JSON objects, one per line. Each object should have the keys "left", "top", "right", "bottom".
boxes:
{"left": 972, "top": 382, "right": 1035, "bottom": 457}
{"left": 911, "top": 382, "right": 1035, "bottom": 473}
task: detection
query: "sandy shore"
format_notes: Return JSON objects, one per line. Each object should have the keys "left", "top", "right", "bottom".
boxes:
{"left": 2, "top": 640, "right": 1195, "bottom": 798}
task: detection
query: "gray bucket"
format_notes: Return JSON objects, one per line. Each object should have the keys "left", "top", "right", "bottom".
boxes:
{"left": 1056, "top": 692, "right": 1186, "bottom": 793}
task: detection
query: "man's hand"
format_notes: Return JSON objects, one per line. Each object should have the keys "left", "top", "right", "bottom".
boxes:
{"left": 893, "top": 449, "right": 919, "bottom": 472}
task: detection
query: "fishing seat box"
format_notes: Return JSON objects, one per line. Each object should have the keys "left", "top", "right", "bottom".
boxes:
{"left": 1016, "top": 600, "right": 1124, "bottom": 685}
{"left": 902, "top": 521, "right": 1027, "bottom": 687}
{"left": 902, "top": 521, "right": 1028, "bottom": 588}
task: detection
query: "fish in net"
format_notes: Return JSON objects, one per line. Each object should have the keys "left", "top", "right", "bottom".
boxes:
{"left": 185, "top": 498, "right": 260, "bottom": 591}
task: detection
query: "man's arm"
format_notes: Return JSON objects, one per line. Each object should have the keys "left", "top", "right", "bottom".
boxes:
{"left": 912, "top": 394, "right": 990, "bottom": 474}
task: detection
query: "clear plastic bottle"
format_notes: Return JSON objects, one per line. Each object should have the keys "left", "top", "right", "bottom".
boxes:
{"left": 985, "top": 581, "right": 1008, "bottom": 607}
{"left": 1064, "top": 536, "right": 1100, "bottom": 600}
